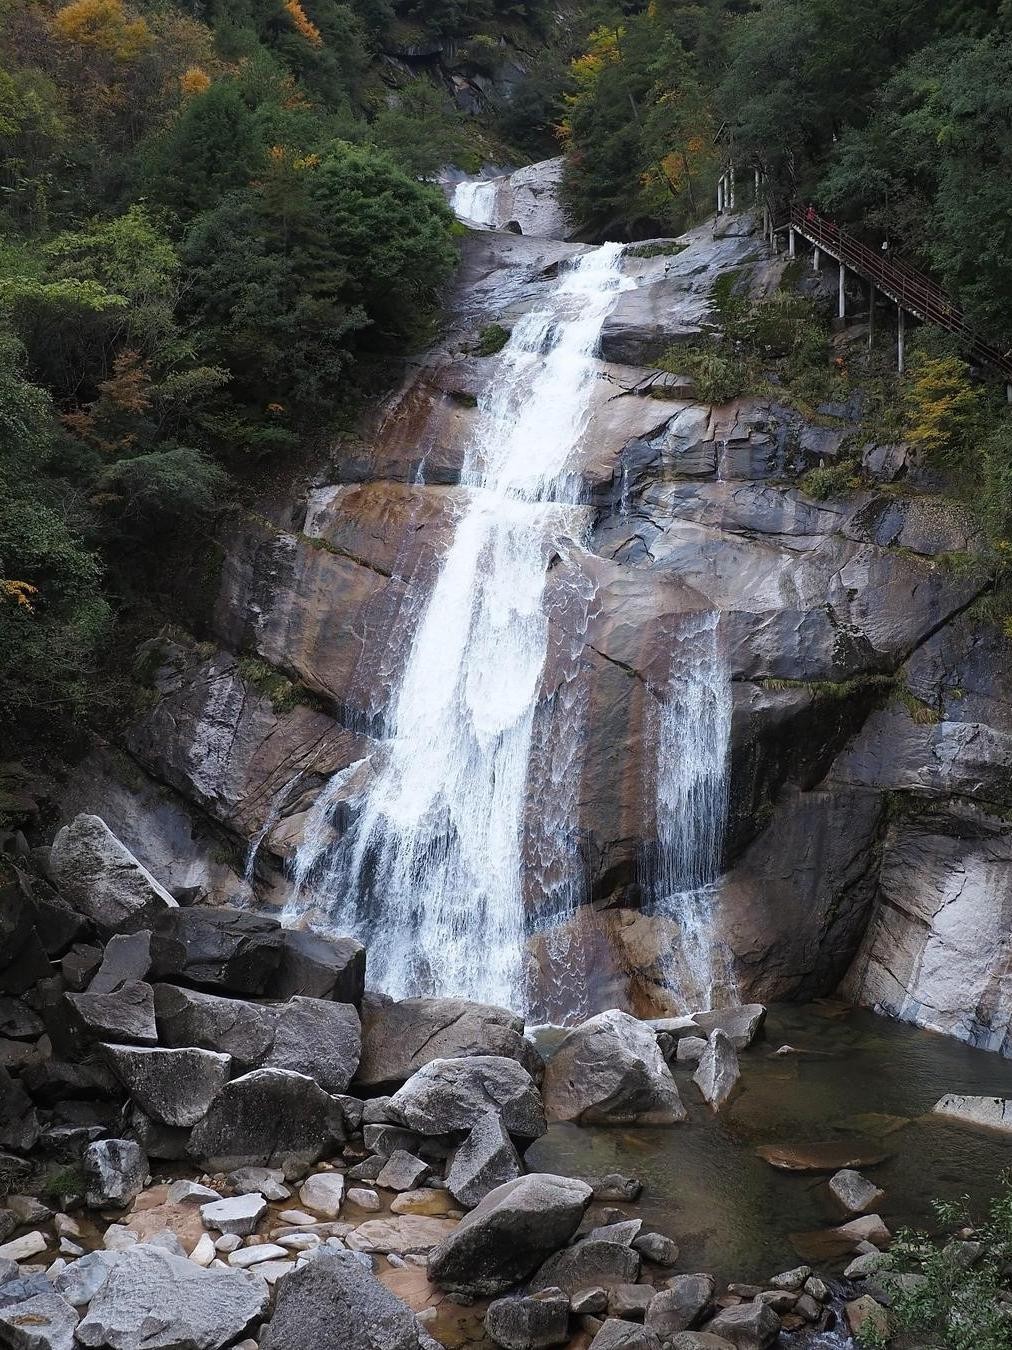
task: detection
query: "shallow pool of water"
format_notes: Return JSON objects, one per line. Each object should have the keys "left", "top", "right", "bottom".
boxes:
{"left": 528, "top": 1002, "right": 1012, "bottom": 1284}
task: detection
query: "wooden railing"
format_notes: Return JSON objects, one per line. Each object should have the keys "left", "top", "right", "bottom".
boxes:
{"left": 785, "top": 203, "right": 1012, "bottom": 381}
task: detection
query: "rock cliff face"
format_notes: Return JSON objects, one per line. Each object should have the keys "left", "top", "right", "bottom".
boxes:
{"left": 60, "top": 180, "right": 1012, "bottom": 1053}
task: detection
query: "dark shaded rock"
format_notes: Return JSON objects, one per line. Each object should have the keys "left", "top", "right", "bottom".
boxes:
{"left": 703, "top": 1303, "right": 781, "bottom": 1349}
{"left": 633, "top": 1233, "right": 679, "bottom": 1265}
{"left": 65, "top": 984, "right": 157, "bottom": 1047}
{"left": 756, "top": 1142, "right": 888, "bottom": 1172}
{"left": 530, "top": 1241, "right": 641, "bottom": 1295}
{"left": 609, "top": 1286, "right": 654, "bottom": 1319}
{"left": 259, "top": 1248, "right": 440, "bottom": 1350}
{"left": 88, "top": 932, "right": 151, "bottom": 995}
{"left": 376, "top": 1151, "right": 430, "bottom": 1191}
{"left": 75, "top": 1245, "right": 268, "bottom": 1350}
{"left": 543, "top": 1010, "right": 685, "bottom": 1125}
{"left": 592, "top": 1175, "right": 642, "bottom": 1202}
{"left": 428, "top": 1173, "right": 592, "bottom": 1297}
{"left": 149, "top": 907, "right": 284, "bottom": 995}
{"left": 266, "top": 931, "right": 365, "bottom": 1005}
{"left": 188, "top": 1068, "right": 347, "bottom": 1179}
{"left": 101, "top": 1044, "right": 231, "bottom": 1127}
{"left": 153, "top": 984, "right": 274, "bottom": 1067}
{"left": 21, "top": 1058, "right": 120, "bottom": 1104}
{"left": 389, "top": 1056, "right": 546, "bottom": 1140}
{"left": 0, "top": 878, "right": 50, "bottom": 995}
{"left": 589, "top": 1320, "right": 661, "bottom": 1350}
{"left": 447, "top": 1114, "right": 523, "bottom": 1209}
{"left": 83, "top": 1138, "right": 147, "bottom": 1209}
{"left": 0, "top": 998, "right": 43, "bottom": 1041}
{"left": 126, "top": 1107, "right": 190, "bottom": 1162}
{"left": 0, "top": 1066, "right": 38, "bottom": 1153}
{"left": 50, "top": 815, "right": 176, "bottom": 934}
{"left": 362, "top": 1124, "right": 421, "bottom": 1158}
{"left": 646, "top": 1275, "right": 715, "bottom": 1337}
{"left": 60, "top": 946, "right": 103, "bottom": 993}
{"left": 486, "top": 1290, "right": 570, "bottom": 1350}
{"left": 265, "top": 996, "right": 360, "bottom": 1095}
{"left": 358, "top": 996, "right": 540, "bottom": 1092}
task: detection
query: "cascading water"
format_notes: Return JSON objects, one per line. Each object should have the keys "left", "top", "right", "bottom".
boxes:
{"left": 646, "top": 608, "right": 737, "bottom": 1011}
{"left": 451, "top": 178, "right": 499, "bottom": 229}
{"left": 290, "top": 244, "right": 632, "bottom": 1012}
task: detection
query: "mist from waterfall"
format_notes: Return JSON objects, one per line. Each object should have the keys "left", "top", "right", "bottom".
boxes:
{"left": 647, "top": 608, "right": 737, "bottom": 1012}
{"left": 289, "top": 244, "right": 631, "bottom": 1012}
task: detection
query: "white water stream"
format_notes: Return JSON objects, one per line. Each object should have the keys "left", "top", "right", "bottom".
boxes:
{"left": 290, "top": 244, "right": 632, "bottom": 1011}
{"left": 450, "top": 177, "right": 499, "bottom": 228}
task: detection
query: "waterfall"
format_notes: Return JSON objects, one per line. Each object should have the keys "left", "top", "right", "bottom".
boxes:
{"left": 646, "top": 608, "right": 737, "bottom": 1011}
{"left": 451, "top": 178, "right": 499, "bottom": 229}
{"left": 290, "top": 244, "right": 632, "bottom": 1012}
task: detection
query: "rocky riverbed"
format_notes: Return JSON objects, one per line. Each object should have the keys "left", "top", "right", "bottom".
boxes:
{"left": 2, "top": 815, "right": 1009, "bottom": 1348}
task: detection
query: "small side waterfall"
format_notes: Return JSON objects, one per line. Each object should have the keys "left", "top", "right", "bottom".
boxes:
{"left": 646, "top": 609, "right": 737, "bottom": 1011}
{"left": 451, "top": 178, "right": 499, "bottom": 228}
{"left": 290, "top": 245, "right": 631, "bottom": 1012}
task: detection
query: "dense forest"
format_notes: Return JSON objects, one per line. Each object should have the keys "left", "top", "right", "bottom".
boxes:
{"left": 3, "top": 0, "right": 1012, "bottom": 752}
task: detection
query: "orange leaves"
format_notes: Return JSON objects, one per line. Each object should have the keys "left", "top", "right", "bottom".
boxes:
{"left": 0, "top": 580, "right": 39, "bottom": 613}
{"left": 179, "top": 66, "right": 211, "bottom": 97}
{"left": 51, "top": 0, "right": 152, "bottom": 61}
{"left": 62, "top": 350, "right": 152, "bottom": 455}
{"left": 283, "top": 0, "right": 322, "bottom": 47}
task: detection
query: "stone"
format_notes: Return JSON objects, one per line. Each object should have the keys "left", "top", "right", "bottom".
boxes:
{"left": 633, "top": 1233, "right": 679, "bottom": 1265}
{"left": 83, "top": 1139, "right": 147, "bottom": 1209}
{"left": 0, "top": 1273, "right": 52, "bottom": 1309}
{"left": 646, "top": 1275, "right": 715, "bottom": 1337}
{"left": 767, "top": 1266, "right": 809, "bottom": 1292}
{"left": 190, "top": 1234, "right": 216, "bottom": 1267}
{"left": 188, "top": 1068, "right": 347, "bottom": 1178}
{"left": 703, "top": 1302, "right": 781, "bottom": 1349}
{"left": 357, "top": 996, "right": 540, "bottom": 1092}
{"left": 346, "top": 1188, "right": 380, "bottom": 1211}
{"left": 845, "top": 1295, "right": 888, "bottom": 1340}
{"left": 345, "top": 1216, "right": 457, "bottom": 1256}
{"left": 690, "top": 1006, "right": 766, "bottom": 1050}
{"left": 588, "top": 1320, "right": 662, "bottom": 1350}
{"left": 166, "top": 1180, "right": 220, "bottom": 1204}
{"left": 200, "top": 1193, "right": 268, "bottom": 1236}
{"left": 843, "top": 1250, "right": 889, "bottom": 1279}
{"left": 215, "top": 1235, "right": 241, "bottom": 1253}
{"left": 693, "top": 1031, "right": 740, "bottom": 1111}
{"left": 0, "top": 1232, "right": 47, "bottom": 1261}
{"left": 227, "top": 1242, "right": 288, "bottom": 1267}
{"left": 0, "top": 998, "right": 43, "bottom": 1041}
{"left": 149, "top": 907, "right": 284, "bottom": 996}
{"left": 828, "top": 1169, "right": 885, "bottom": 1215}
{"left": 362, "top": 1125, "right": 421, "bottom": 1158}
{"left": 65, "top": 983, "right": 157, "bottom": 1046}
{"left": 229, "top": 1167, "right": 290, "bottom": 1201}
{"left": 447, "top": 1114, "right": 524, "bottom": 1209}
{"left": 299, "top": 1173, "right": 345, "bottom": 1218}
{"left": 101, "top": 1044, "right": 231, "bottom": 1127}
{"left": 389, "top": 1189, "right": 454, "bottom": 1216}
{"left": 755, "top": 1143, "right": 888, "bottom": 1172}
{"left": 60, "top": 947, "right": 103, "bottom": 993}
{"left": 153, "top": 985, "right": 275, "bottom": 1068}
{"left": 376, "top": 1151, "right": 431, "bottom": 1192}
{"left": 52, "top": 1251, "right": 122, "bottom": 1305}
{"left": 103, "top": 1227, "right": 138, "bottom": 1252}
{"left": 803, "top": 1276, "right": 829, "bottom": 1301}
{"left": 530, "top": 1241, "right": 641, "bottom": 1296}
{"left": 258, "top": 1248, "right": 440, "bottom": 1350}
{"left": 585, "top": 1221, "right": 641, "bottom": 1246}
{"left": 88, "top": 931, "right": 152, "bottom": 995}
{"left": 389, "top": 1056, "right": 546, "bottom": 1140}
{"left": 610, "top": 1285, "right": 654, "bottom": 1319}
{"left": 267, "top": 930, "right": 365, "bottom": 1005}
{"left": 0, "top": 1293, "right": 79, "bottom": 1349}
{"left": 573, "top": 1290, "right": 608, "bottom": 1316}
{"left": 49, "top": 815, "right": 177, "bottom": 933}
{"left": 485, "top": 1291, "right": 571, "bottom": 1350}
{"left": 592, "top": 1176, "right": 642, "bottom": 1202}
{"left": 6, "top": 1197, "right": 51, "bottom": 1225}
{"left": 543, "top": 1010, "right": 686, "bottom": 1125}
{"left": 676, "top": 1038, "right": 706, "bottom": 1064}
{"left": 127, "top": 1107, "right": 190, "bottom": 1162}
{"left": 0, "top": 1213, "right": 16, "bottom": 1244}
{"left": 75, "top": 1245, "right": 269, "bottom": 1350}
{"left": 794, "top": 1294, "right": 822, "bottom": 1321}
{"left": 932, "top": 1094, "right": 1012, "bottom": 1132}
{"left": 427, "top": 1173, "right": 592, "bottom": 1297}
{"left": 670, "top": 1338, "right": 736, "bottom": 1350}
{"left": 264, "top": 997, "right": 361, "bottom": 1095}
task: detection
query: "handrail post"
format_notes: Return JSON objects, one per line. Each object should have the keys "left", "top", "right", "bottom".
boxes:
{"left": 868, "top": 283, "right": 874, "bottom": 350}
{"left": 838, "top": 263, "right": 846, "bottom": 320}
{"left": 788, "top": 226, "right": 796, "bottom": 259}
{"left": 813, "top": 245, "right": 820, "bottom": 273}
{"left": 897, "top": 306, "right": 905, "bottom": 374}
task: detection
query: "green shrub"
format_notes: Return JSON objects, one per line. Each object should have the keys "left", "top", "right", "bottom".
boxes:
{"left": 658, "top": 345, "right": 745, "bottom": 405}
{"left": 475, "top": 323, "right": 510, "bottom": 356}
{"left": 802, "top": 456, "right": 860, "bottom": 500}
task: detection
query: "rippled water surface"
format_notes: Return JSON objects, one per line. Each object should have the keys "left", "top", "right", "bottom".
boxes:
{"left": 529, "top": 1003, "right": 1012, "bottom": 1283}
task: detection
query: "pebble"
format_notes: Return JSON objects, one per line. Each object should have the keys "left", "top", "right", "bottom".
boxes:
{"left": 252, "top": 1259, "right": 295, "bottom": 1284}
{"left": 215, "top": 1234, "right": 242, "bottom": 1253}
{"left": 59, "top": 1238, "right": 84, "bottom": 1256}
{"left": 346, "top": 1188, "right": 381, "bottom": 1212}
{"left": 200, "top": 1194, "right": 267, "bottom": 1236}
{"left": 278, "top": 1210, "right": 318, "bottom": 1227}
{"left": 54, "top": 1215, "right": 81, "bottom": 1239}
{"left": 275, "top": 1234, "right": 320, "bottom": 1251}
{"left": 167, "top": 1180, "right": 221, "bottom": 1205}
{"left": 190, "top": 1234, "right": 216, "bottom": 1267}
{"left": 228, "top": 1243, "right": 289, "bottom": 1267}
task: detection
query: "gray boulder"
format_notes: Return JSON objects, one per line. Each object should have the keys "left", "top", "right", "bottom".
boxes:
{"left": 357, "top": 996, "right": 540, "bottom": 1092}
{"left": 153, "top": 985, "right": 275, "bottom": 1067}
{"left": 200, "top": 1194, "right": 267, "bottom": 1236}
{"left": 126, "top": 1107, "right": 190, "bottom": 1161}
{"left": 376, "top": 1151, "right": 430, "bottom": 1192}
{"left": 265, "top": 996, "right": 360, "bottom": 1095}
{"left": 633, "top": 1233, "right": 679, "bottom": 1265}
{"left": 670, "top": 1338, "right": 736, "bottom": 1350}
{"left": 75, "top": 1245, "right": 268, "bottom": 1350}
{"left": 703, "top": 1303, "right": 781, "bottom": 1349}
{"left": 0, "top": 998, "right": 43, "bottom": 1040}
{"left": 486, "top": 1290, "right": 570, "bottom": 1350}
{"left": 543, "top": 1010, "right": 686, "bottom": 1125}
{"left": 589, "top": 1321, "right": 662, "bottom": 1350}
{"left": 149, "top": 907, "right": 284, "bottom": 995}
{"left": 0, "top": 1293, "right": 78, "bottom": 1349}
{"left": 447, "top": 1114, "right": 523, "bottom": 1209}
{"left": 266, "top": 931, "right": 365, "bottom": 1005}
{"left": 83, "top": 1139, "right": 147, "bottom": 1209}
{"left": 88, "top": 932, "right": 152, "bottom": 995}
{"left": 828, "top": 1169, "right": 885, "bottom": 1215}
{"left": 645, "top": 1275, "right": 715, "bottom": 1337}
{"left": 427, "top": 1173, "right": 592, "bottom": 1297}
{"left": 530, "top": 1241, "right": 641, "bottom": 1295}
{"left": 228, "top": 1167, "right": 289, "bottom": 1201}
{"left": 65, "top": 983, "right": 157, "bottom": 1046}
{"left": 101, "top": 1044, "right": 231, "bottom": 1127}
{"left": 389, "top": 1056, "right": 546, "bottom": 1140}
{"left": 259, "top": 1249, "right": 440, "bottom": 1350}
{"left": 690, "top": 1006, "right": 766, "bottom": 1051}
{"left": 52, "top": 1251, "right": 122, "bottom": 1306}
{"left": 693, "top": 1031, "right": 740, "bottom": 1111}
{"left": 188, "top": 1068, "right": 347, "bottom": 1178}
{"left": 49, "top": 816, "right": 176, "bottom": 933}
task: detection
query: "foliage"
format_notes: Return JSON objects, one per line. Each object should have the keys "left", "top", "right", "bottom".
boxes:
{"left": 802, "top": 457, "right": 860, "bottom": 501}
{"left": 660, "top": 345, "right": 745, "bottom": 404}
{"left": 475, "top": 322, "right": 509, "bottom": 356}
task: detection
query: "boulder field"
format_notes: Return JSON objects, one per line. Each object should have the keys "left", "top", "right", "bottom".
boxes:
{"left": 0, "top": 816, "right": 912, "bottom": 1347}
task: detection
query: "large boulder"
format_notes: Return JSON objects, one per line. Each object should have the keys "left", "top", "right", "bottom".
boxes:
{"left": 485, "top": 1290, "right": 570, "bottom": 1350}
{"left": 265, "top": 996, "right": 360, "bottom": 1094}
{"left": 543, "top": 1010, "right": 686, "bottom": 1125}
{"left": 149, "top": 907, "right": 284, "bottom": 995}
{"left": 427, "top": 1173, "right": 592, "bottom": 1297}
{"left": 75, "top": 1245, "right": 268, "bottom": 1350}
{"left": 83, "top": 1139, "right": 147, "bottom": 1209}
{"left": 259, "top": 1249, "right": 440, "bottom": 1350}
{"left": 266, "top": 931, "right": 365, "bottom": 1005}
{"left": 65, "top": 983, "right": 157, "bottom": 1046}
{"left": 693, "top": 1031, "right": 740, "bottom": 1111}
{"left": 88, "top": 931, "right": 152, "bottom": 994}
{"left": 703, "top": 1303, "right": 781, "bottom": 1350}
{"left": 357, "top": 996, "right": 539, "bottom": 1092}
{"left": 932, "top": 1094, "right": 1012, "bottom": 1132}
{"left": 0, "top": 1292, "right": 79, "bottom": 1348}
{"left": 645, "top": 1275, "right": 715, "bottom": 1337}
{"left": 529, "top": 1240, "right": 641, "bottom": 1295}
{"left": 388, "top": 1056, "right": 546, "bottom": 1141}
{"left": 101, "top": 1044, "right": 231, "bottom": 1128}
{"left": 49, "top": 815, "right": 177, "bottom": 933}
{"left": 188, "top": 1069, "right": 347, "bottom": 1178}
{"left": 447, "top": 1114, "right": 524, "bottom": 1209}
{"left": 153, "top": 985, "right": 275, "bottom": 1067}
{"left": 0, "top": 878, "right": 51, "bottom": 995}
